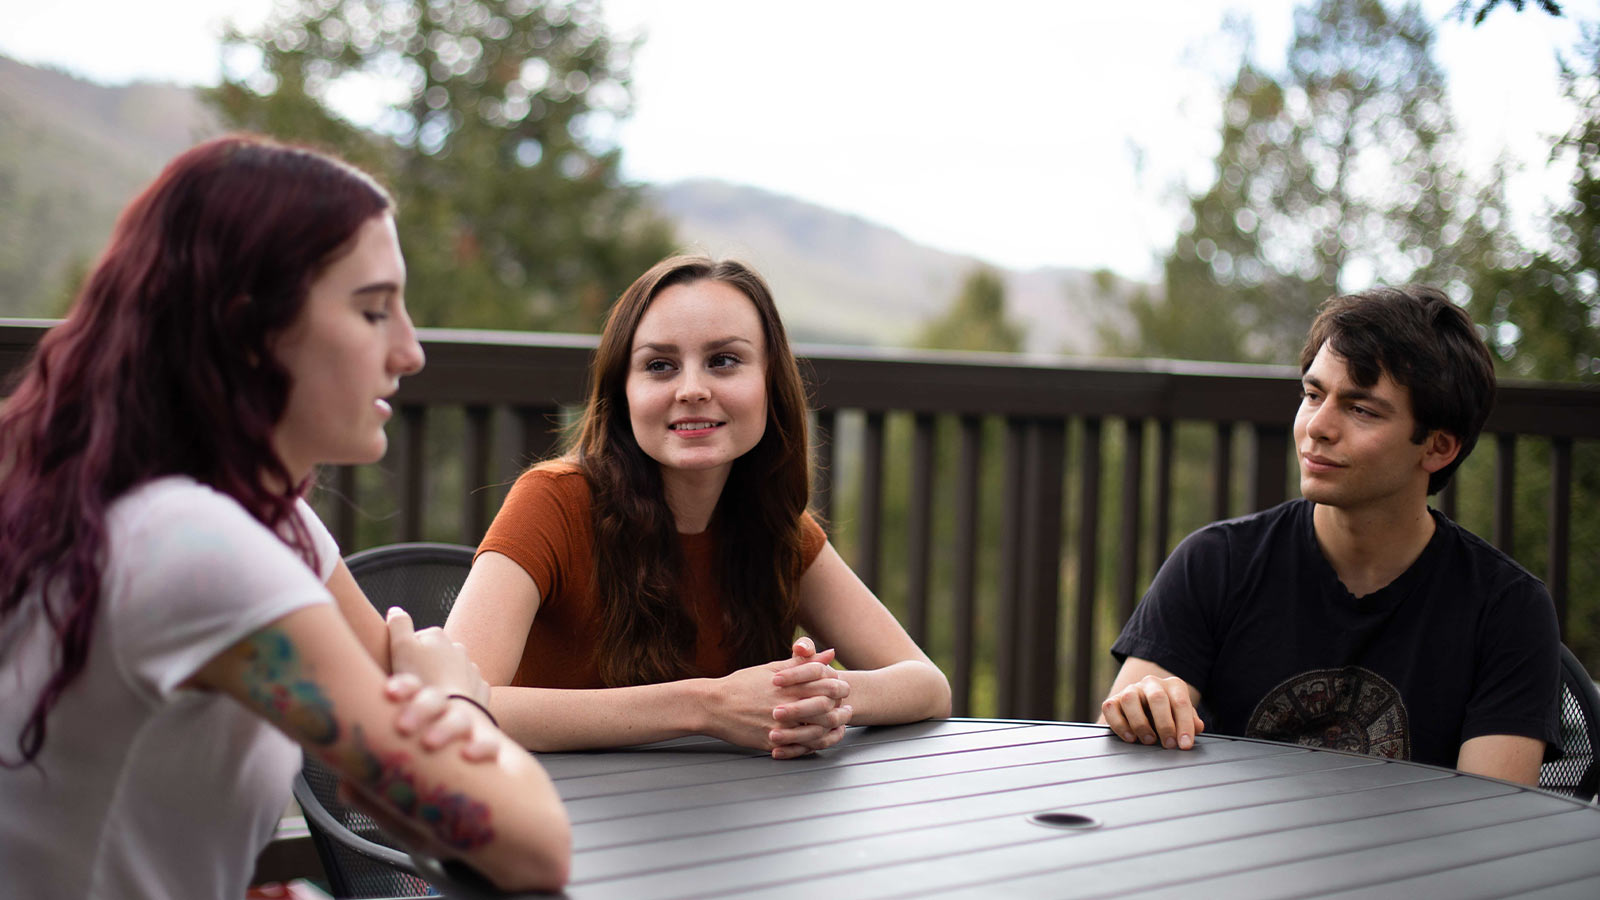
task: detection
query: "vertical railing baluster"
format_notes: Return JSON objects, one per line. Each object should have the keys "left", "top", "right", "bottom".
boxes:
{"left": 1213, "top": 421, "right": 1234, "bottom": 521}
{"left": 905, "top": 413, "right": 936, "bottom": 647}
{"left": 1152, "top": 419, "right": 1174, "bottom": 570}
{"left": 1249, "top": 423, "right": 1290, "bottom": 513}
{"left": 1117, "top": 418, "right": 1144, "bottom": 628}
{"left": 813, "top": 408, "right": 835, "bottom": 530}
{"left": 1495, "top": 433, "right": 1517, "bottom": 555}
{"left": 399, "top": 404, "right": 426, "bottom": 542}
{"left": 1550, "top": 437, "right": 1573, "bottom": 633}
{"left": 1018, "top": 419, "right": 1068, "bottom": 720}
{"left": 1072, "top": 417, "right": 1101, "bottom": 722}
{"left": 996, "top": 418, "right": 1027, "bottom": 717}
{"left": 463, "top": 405, "right": 492, "bottom": 545}
{"left": 857, "top": 411, "right": 886, "bottom": 592}
{"left": 1436, "top": 476, "right": 1458, "bottom": 521}
{"left": 517, "top": 405, "right": 562, "bottom": 466}
{"left": 493, "top": 406, "right": 522, "bottom": 485}
{"left": 951, "top": 415, "right": 981, "bottom": 717}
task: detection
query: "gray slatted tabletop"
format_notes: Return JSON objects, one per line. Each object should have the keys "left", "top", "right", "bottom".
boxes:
{"left": 529, "top": 718, "right": 1600, "bottom": 899}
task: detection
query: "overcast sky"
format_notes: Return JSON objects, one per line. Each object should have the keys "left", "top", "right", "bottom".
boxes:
{"left": 0, "top": 0, "right": 1584, "bottom": 280}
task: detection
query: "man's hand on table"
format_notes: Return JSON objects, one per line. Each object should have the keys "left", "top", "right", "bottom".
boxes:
{"left": 1099, "top": 658, "right": 1204, "bottom": 751}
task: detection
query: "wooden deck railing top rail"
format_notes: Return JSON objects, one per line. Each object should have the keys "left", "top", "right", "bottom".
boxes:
{"left": 5, "top": 320, "right": 1595, "bottom": 436}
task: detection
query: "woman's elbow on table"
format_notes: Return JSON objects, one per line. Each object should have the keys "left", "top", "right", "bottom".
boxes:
{"left": 483, "top": 835, "right": 571, "bottom": 894}
{"left": 454, "top": 752, "right": 572, "bottom": 892}
{"left": 917, "top": 661, "right": 954, "bottom": 719}
{"left": 934, "top": 673, "right": 955, "bottom": 719}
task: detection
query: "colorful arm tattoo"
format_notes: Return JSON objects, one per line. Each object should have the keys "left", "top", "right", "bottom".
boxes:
{"left": 228, "top": 628, "right": 340, "bottom": 745}
{"left": 227, "top": 627, "right": 496, "bottom": 852}
{"left": 338, "top": 725, "right": 496, "bottom": 852}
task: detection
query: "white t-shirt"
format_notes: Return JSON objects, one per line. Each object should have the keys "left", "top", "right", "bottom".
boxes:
{"left": 0, "top": 476, "right": 339, "bottom": 900}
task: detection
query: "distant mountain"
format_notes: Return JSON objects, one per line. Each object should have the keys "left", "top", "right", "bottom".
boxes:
{"left": 0, "top": 56, "right": 1139, "bottom": 353}
{"left": 647, "top": 179, "right": 1124, "bottom": 354}
{"left": 0, "top": 55, "right": 220, "bottom": 316}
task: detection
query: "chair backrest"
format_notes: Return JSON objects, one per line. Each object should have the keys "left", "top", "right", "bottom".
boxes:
{"left": 1539, "top": 644, "right": 1600, "bottom": 804}
{"left": 296, "top": 541, "right": 476, "bottom": 898}
{"left": 346, "top": 541, "right": 477, "bottom": 628}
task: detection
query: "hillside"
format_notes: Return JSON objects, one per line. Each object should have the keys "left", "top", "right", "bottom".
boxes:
{"left": 647, "top": 180, "right": 1119, "bottom": 353}
{"left": 0, "top": 56, "right": 1136, "bottom": 352}
{"left": 0, "top": 56, "right": 220, "bottom": 316}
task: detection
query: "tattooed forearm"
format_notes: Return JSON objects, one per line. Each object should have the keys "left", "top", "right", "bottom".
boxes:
{"left": 225, "top": 628, "right": 494, "bottom": 852}
{"left": 226, "top": 628, "right": 340, "bottom": 745}
{"left": 337, "top": 724, "right": 496, "bottom": 851}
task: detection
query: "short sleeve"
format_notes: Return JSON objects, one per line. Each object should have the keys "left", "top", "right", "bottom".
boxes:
{"left": 799, "top": 512, "right": 828, "bottom": 570}
{"left": 1109, "top": 525, "right": 1230, "bottom": 692}
{"left": 106, "top": 482, "right": 332, "bottom": 705}
{"left": 1461, "top": 574, "right": 1562, "bottom": 748}
{"left": 477, "top": 465, "right": 590, "bottom": 610}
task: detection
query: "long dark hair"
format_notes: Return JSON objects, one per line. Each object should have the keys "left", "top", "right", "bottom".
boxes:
{"left": 570, "top": 256, "right": 812, "bottom": 686}
{"left": 0, "top": 134, "right": 393, "bottom": 765}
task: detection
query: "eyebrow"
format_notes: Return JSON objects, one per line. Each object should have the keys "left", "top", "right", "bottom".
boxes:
{"left": 633, "top": 336, "right": 756, "bottom": 355}
{"left": 353, "top": 282, "right": 400, "bottom": 298}
{"left": 1302, "top": 374, "right": 1398, "bottom": 413}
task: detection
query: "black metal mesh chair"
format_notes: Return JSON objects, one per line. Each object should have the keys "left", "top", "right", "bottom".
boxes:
{"left": 1539, "top": 644, "right": 1600, "bottom": 803}
{"left": 292, "top": 542, "right": 475, "bottom": 898}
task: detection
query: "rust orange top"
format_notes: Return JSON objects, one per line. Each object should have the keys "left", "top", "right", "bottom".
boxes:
{"left": 477, "top": 463, "right": 828, "bottom": 688}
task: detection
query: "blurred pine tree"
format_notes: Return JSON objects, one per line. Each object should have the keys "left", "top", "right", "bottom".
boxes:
{"left": 207, "top": 0, "right": 675, "bottom": 332}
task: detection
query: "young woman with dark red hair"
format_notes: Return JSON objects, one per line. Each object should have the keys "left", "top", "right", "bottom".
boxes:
{"left": 0, "top": 135, "right": 569, "bottom": 896}
{"left": 447, "top": 256, "right": 951, "bottom": 758}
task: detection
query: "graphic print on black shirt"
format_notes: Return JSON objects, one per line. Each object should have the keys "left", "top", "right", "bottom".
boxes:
{"left": 1245, "top": 665, "right": 1410, "bottom": 759}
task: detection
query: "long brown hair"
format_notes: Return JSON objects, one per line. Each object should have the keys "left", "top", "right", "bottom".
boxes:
{"left": 570, "top": 256, "right": 812, "bottom": 686}
{"left": 0, "top": 135, "right": 392, "bottom": 765}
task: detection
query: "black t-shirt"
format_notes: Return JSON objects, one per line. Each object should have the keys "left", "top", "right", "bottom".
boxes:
{"left": 1111, "top": 499, "right": 1561, "bottom": 769}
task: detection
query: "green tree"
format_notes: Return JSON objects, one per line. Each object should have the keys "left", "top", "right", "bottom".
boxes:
{"left": 1465, "top": 28, "right": 1600, "bottom": 381}
{"left": 919, "top": 266, "right": 1023, "bottom": 353}
{"left": 1460, "top": 25, "right": 1600, "bottom": 671}
{"left": 209, "top": 0, "right": 674, "bottom": 331}
{"left": 1454, "top": 0, "right": 1563, "bottom": 25}
{"left": 1132, "top": 0, "right": 1481, "bottom": 363}
{"left": 1109, "top": 61, "right": 1308, "bottom": 362}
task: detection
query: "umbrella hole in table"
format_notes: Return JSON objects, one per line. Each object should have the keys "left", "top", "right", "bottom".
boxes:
{"left": 1028, "top": 811, "right": 1101, "bottom": 830}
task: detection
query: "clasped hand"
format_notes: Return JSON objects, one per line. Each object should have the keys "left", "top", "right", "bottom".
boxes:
{"left": 712, "top": 637, "right": 853, "bottom": 759}
{"left": 384, "top": 607, "right": 500, "bottom": 762}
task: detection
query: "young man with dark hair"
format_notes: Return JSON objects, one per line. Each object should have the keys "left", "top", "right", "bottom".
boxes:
{"left": 1102, "top": 285, "right": 1561, "bottom": 783}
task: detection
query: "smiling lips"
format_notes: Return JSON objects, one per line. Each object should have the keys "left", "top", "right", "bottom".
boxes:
{"left": 669, "top": 419, "right": 723, "bottom": 436}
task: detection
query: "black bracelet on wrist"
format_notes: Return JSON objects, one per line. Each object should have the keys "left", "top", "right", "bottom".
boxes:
{"left": 446, "top": 693, "right": 499, "bottom": 729}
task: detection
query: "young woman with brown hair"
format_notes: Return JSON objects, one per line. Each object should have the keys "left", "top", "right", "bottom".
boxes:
{"left": 447, "top": 256, "right": 951, "bottom": 757}
{"left": 0, "top": 134, "right": 569, "bottom": 896}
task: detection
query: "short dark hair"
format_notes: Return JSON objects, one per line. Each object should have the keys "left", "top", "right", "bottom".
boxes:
{"left": 1299, "top": 285, "right": 1496, "bottom": 495}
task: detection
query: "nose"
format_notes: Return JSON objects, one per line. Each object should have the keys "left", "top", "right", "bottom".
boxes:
{"left": 391, "top": 308, "right": 426, "bottom": 376}
{"left": 1303, "top": 398, "right": 1337, "bottom": 444}
{"left": 676, "top": 367, "right": 709, "bottom": 402}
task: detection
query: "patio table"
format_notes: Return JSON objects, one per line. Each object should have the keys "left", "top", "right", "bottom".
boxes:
{"left": 435, "top": 718, "right": 1600, "bottom": 899}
